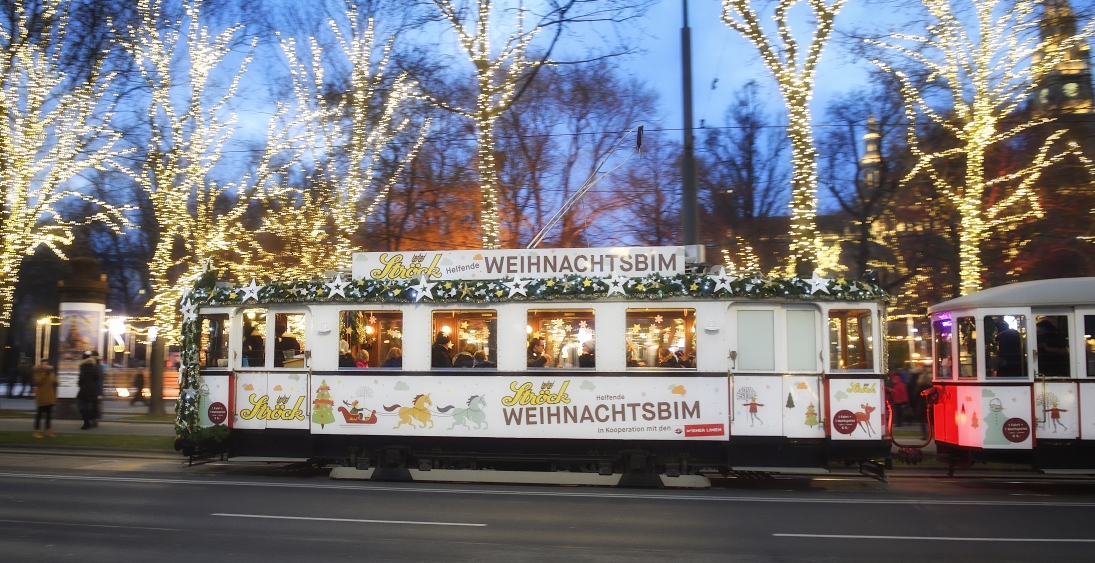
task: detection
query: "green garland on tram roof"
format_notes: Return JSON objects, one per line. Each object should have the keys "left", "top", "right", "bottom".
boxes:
{"left": 190, "top": 272, "right": 888, "bottom": 307}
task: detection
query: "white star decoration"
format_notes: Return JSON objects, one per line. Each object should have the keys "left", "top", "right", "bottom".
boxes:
{"left": 241, "top": 279, "right": 261, "bottom": 302}
{"left": 606, "top": 274, "right": 629, "bottom": 296}
{"left": 413, "top": 275, "right": 436, "bottom": 302}
{"left": 708, "top": 265, "right": 736, "bottom": 293}
{"left": 808, "top": 272, "right": 831, "bottom": 294}
{"left": 181, "top": 300, "right": 197, "bottom": 322}
{"left": 504, "top": 276, "right": 528, "bottom": 297}
{"left": 325, "top": 274, "right": 348, "bottom": 298}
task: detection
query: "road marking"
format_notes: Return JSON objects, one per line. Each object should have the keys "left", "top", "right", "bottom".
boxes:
{"left": 3, "top": 472, "right": 1095, "bottom": 507}
{"left": 0, "top": 518, "right": 179, "bottom": 532}
{"left": 212, "top": 513, "right": 486, "bottom": 527}
{"left": 775, "top": 533, "right": 1095, "bottom": 543}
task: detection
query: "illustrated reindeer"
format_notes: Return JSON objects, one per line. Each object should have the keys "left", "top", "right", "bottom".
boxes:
{"left": 855, "top": 404, "right": 876, "bottom": 436}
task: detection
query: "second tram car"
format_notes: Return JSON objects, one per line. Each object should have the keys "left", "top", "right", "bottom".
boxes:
{"left": 176, "top": 245, "right": 891, "bottom": 480}
{"left": 928, "top": 277, "right": 1095, "bottom": 472}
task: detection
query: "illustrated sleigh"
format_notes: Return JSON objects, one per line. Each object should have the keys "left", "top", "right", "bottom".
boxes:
{"left": 338, "top": 407, "right": 377, "bottom": 424}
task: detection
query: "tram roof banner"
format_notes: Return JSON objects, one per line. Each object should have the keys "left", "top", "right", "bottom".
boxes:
{"left": 352, "top": 246, "right": 686, "bottom": 282}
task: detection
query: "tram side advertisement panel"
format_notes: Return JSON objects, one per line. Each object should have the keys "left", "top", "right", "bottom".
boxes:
{"left": 827, "top": 378, "right": 884, "bottom": 441}
{"left": 309, "top": 375, "right": 728, "bottom": 441}
{"left": 233, "top": 372, "right": 310, "bottom": 430}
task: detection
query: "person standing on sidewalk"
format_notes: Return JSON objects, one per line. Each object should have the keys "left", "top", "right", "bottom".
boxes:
{"left": 32, "top": 364, "right": 58, "bottom": 438}
{"left": 77, "top": 352, "right": 98, "bottom": 429}
{"left": 131, "top": 371, "right": 147, "bottom": 406}
{"left": 90, "top": 350, "right": 105, "bottom": 426}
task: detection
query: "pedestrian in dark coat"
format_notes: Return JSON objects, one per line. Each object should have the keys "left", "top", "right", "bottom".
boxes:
{"left": 77, "top": 353, "right": 98, "bottom": 429}
{"left": 131, "top": 371, "right": 147, "bottom": 405}
{"left": 431, "top": 333, "right": 453, "bottom": 368}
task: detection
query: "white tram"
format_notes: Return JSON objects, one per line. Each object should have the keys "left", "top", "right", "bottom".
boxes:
{"left": 177, "top": 246, "right": 890, "bottom": 479}
{"left": 928, "top": 277, "right": 1095, "bottom": 471}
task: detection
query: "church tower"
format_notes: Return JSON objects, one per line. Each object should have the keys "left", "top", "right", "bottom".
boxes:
{"left": 1031, "top": 0, "right": 1095, "bottom": 119}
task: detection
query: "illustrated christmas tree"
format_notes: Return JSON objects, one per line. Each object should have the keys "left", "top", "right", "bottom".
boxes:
{"left": 312, "top": 380, "right": 335, "bottom": 427}
{"left": 804, "top": 403, "right": 819, "bottom": 427}
{"left": 972, "top": 411, "right": 979, "bottom": 428}
{"left": 786, "top": 392, "right": 795, "bottom": 409}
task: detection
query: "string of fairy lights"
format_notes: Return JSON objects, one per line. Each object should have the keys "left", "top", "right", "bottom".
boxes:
{"left": 721, "top": 0, "right": 849, "bottom": 277}
{"left": 871, "top": 0, "right": 1094, "bottom": 295}
{"left": 0, "top": 0, "right": 131, "bottom": 328}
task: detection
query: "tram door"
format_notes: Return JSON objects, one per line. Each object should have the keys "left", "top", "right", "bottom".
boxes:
{"left": 1076, "top": 308, "right": 1095, "bottom": 440}
{"left": 727, "top": 305, "right": 825, "bottom": 438}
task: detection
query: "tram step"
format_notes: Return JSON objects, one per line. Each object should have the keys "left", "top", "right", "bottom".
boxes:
{"left": 329, "top": 467, "right": 711, "bottom": 488}
{"left": 728, "top": 466, "right": 830, "bottom": 475}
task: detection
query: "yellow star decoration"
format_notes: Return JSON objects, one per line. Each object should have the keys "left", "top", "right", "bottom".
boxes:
{"left": 546, "top": 279, "right": 556, "bottom": 287}
{"left": 690, "top": 283, "right": 699, "bottom": 291}
{"left": 582, "top": 279, "right": 591, "bottom": 287}
{"left": 229, "top": 292, "right": 237, "bottom": 299}
{"left": 393, "top": 289, "right": 401, "bottom": 295}
{"left": 636, "top": 284, "right": 646, "bottom": 291}
{"left": 651, "top": 281, "right": 661, "bottom": 289}
{"left": 459, "top": 284, "right": 473, "bottom": 298}
{"left": 495, "top": 290, "right": 504, "bottom": 297}
{"left": 444, "top": 282, "right": 452, "bottom": 289}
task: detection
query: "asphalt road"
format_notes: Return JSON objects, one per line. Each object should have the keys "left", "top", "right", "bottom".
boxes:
{"left": 1, "top": 451, "right": 1094, "bottom": 562}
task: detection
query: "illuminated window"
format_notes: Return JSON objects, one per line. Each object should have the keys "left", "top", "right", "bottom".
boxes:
{"left": 432, "top": 310, "right": 497, "bottom": 369}
{"left": 198, "top": 314, "right": 229, "bottom": 369}
{"left": 957, "top": 316, "right": 978, "bottom": 379}
{"left": 983, "top": 315, "right": 1027, "bottom": 379}
{"left": 527, "top": 309, "right": 595, "bottom": 368}
{"left": 339, "top": 311, "right": 403, "bottom": 369}
{"left": 933, "top": 316, "right": 954, "bottom": 380}
{"left": 1085, "top": 315, "right": 1095, "bottom": 377}
{"left": 273, "top": 313, "right": 306, "bottom": 368}
{"left": 626, "top": 309, "right": 696, "bottom": 369}
{"left": 1064, "top": 83, "right": 1079, "bottom": 97}
{"left": 240, "top": 308, "right": 267, "bottom": 368}
{"left": 829, "top": 309, "right": 874, "bottom": 370}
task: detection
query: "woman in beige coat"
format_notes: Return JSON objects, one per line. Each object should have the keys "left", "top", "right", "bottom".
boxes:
{"left": 32, "top": 364, "right": 58, "bottom": 438}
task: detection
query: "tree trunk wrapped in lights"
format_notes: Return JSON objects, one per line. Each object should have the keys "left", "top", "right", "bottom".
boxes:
{"left": 426, "top": 0, "right": 543, "bottom": 250}
{"left": 0, "top": 0, "right": 130, "bottom": 329}
{"left": 268, "top": 7, "right": 429, "bottom": 279}
{"left": 871, "top": 0, "right": 1091, "bottom": 295}
{"left": 721, "top": 0, "right": 847, "bottom": 277}
{"left": 126, "top": 0, "right": 302, "bottom": 342}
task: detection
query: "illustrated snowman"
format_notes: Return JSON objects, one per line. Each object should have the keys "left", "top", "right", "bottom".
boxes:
{"left": 983, "top": 397, "right": 1008, "bottom": 445}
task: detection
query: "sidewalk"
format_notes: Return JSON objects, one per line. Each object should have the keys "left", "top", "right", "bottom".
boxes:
{"left": 0, "top": 397, "right": 177, "bottom": 437}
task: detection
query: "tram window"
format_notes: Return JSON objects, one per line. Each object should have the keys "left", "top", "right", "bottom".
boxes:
{"left": 737, "top": 310, "right": 774, "bottom": 371}
{"left": 828, "top": 310, "right": 874, "bottom": 371}
{"left": 241, "top": 309, "right": 267, "bottom": 368}
{"left": 626, "top": 309, "right": 696, "bottom": 369}
{"left": 198, "top": 314, "right": 229, "bottom": 369}
{"left": 983, "top": 315, "right": 1026, "bottom": 378}
{"left": 1035, "top": 315, "right": 1070, "bottom": 378}
{"left": 786, "top": 310, "right": 818, "bottom": 371}
{"left": 432, "top": 311, "right": 497, "bottom": 369}
{"left": 274, "top": 313, "right": 306, "bottom": 368}
{"left": 1085, "top": 315, "right": 1095, "bottom": 377}
{"left": 527, "top": 309, "right": 595, "bottom": 368}
{"left": 339, "top": 311, "right": 403, "bottom": 369}
{"left": 956, "top": 316, "right": 978, "bottom": 379}
{"left": 933, "top": 317, "right": 954, "bottom": 380}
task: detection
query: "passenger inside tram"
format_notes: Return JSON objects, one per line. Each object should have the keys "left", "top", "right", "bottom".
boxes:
{"left": 527, "top": 338, "right": 548, "bottom": 367}
{"left": 382, "top": 347, "right": 402, "bottom": 368}
{"left": 431, "top": 332, "right": 453, "bottom": 368}
{"left": 1036, "top": 317, "right": 1071, "bottom": 378}
{"left": 578, "top": 341, "right": 595, "bottom": 368}
{"left": 453, "top": 344, "right": 476, "bottom": 367}
{"left": 987, "top": 316, "right": 1024, "bottom": 377}
{"left": 473, "top": 350, "right": 495, "bottom": 368}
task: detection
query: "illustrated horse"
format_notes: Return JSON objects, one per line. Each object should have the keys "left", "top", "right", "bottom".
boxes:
{"left": 438, "top": 395, "right": 488, "bottom": 430}
{"left": 384, "top": 394, "right": 434, "bottom": 429}
{"left": 855, "top": 404, "right": 876, "bottom": 436}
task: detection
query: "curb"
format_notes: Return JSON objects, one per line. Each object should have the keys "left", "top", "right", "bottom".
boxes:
{"left": 0, "top": 445, "right": 180, "bottom": 460}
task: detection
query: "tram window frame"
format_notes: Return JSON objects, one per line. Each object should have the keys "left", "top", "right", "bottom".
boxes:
{"left": 272, "top": 312, "right": 307, "bottom": 368}
{"left": 198, "top": 314, "right": 230, "bottom": 370}
{"left": 338, "top": 311, "right": 404, "bottom": 370}
{"left": 933, "top": 315, "right": 954, "bottom": 381}
{"left": 828, "top": 309, "right": 874, "bottom": 371}
{"left": 526, "top": 309, "right": 596, "bottom": 369}
{"left": 1085, "top": 315, "right": 1095, "bottom": 377}
{"left": 982, "top": 314, "right": 1027, "bottom": 379}
{"left": 956, "top": 316, "right": 978, "bottom": 379}
{"left": 625, "top": 308, "right": 696, "bottom": 370}
{"left": 1034, "top": 315, "right": 1071, "bottom": 378}
{"left": 431, "top": 310, "right": 498, "bottom": 370}
{"left": 239, "top": 308, "right": 268, "bottom": 368}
